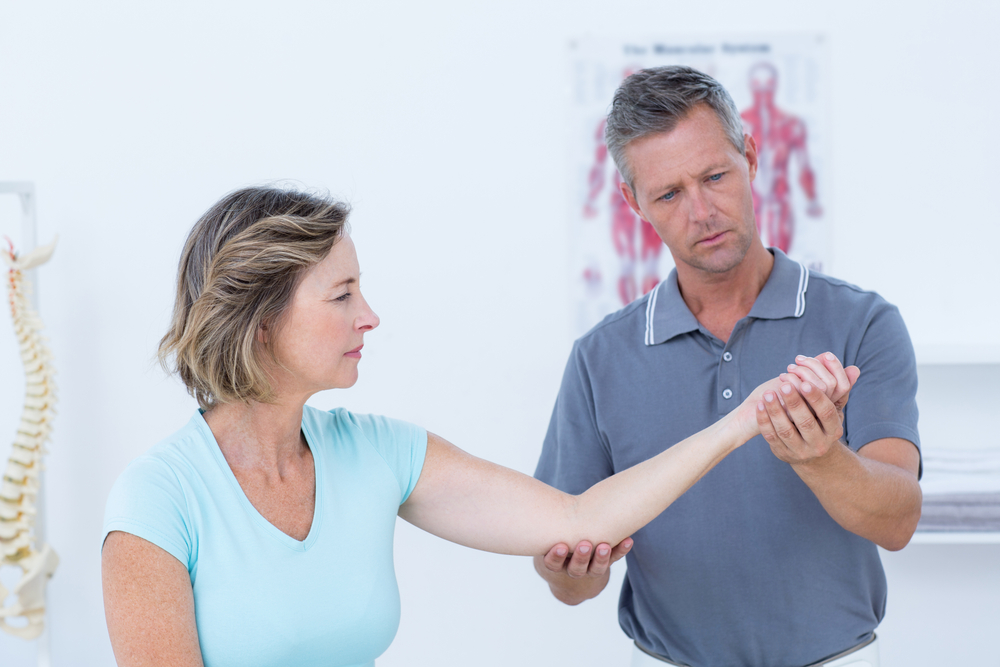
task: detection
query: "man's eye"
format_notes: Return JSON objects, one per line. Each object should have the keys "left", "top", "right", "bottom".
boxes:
{"left": 662, "top": 191, "right": 676, "bottom": 201}
{"left": 708, "top": 173, "right": 723, "bottom": 181}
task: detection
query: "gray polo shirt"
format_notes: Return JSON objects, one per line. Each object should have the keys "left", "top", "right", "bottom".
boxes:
{"left": 535, "top": 249, "right": 920, "bottom": 667}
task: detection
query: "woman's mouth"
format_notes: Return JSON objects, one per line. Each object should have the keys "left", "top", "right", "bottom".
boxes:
{"left": 345, "top": 345, "right": 363, "bottom": 358}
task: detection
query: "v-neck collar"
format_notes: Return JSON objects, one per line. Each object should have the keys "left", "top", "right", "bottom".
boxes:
{"left": 194, "top": 410, "right": 324, "bottom": 552}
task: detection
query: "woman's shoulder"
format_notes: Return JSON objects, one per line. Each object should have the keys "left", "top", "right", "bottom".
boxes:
{"left": 302, "top": 405, "right": 424, "bottom": 447}
{"left": 111, "top": 412, "right": 218, "bottom": 498}
{"left": 135, "top": 412, "right": 215, "bottom": 471}
{"left": 103, "top": 413, "right": 212, "bottom": 565}
{"left": 303, "top": 406, "right": 428, "bottom": 505}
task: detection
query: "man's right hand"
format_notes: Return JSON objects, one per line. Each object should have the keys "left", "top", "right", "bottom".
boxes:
{"left": 533, "top": 537, "right": 633, "bottom": 606}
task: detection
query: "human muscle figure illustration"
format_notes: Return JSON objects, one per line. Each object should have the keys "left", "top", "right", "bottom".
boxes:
{"left": 740, "top": 62, "right": 822, "bottom": 253}
{"left": 584, "top": 118, "right": 663, "bottom": 305}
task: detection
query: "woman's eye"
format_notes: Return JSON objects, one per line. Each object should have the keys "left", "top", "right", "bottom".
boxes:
{"left": 334, "top": 292, "right": 351, "bottom": 302}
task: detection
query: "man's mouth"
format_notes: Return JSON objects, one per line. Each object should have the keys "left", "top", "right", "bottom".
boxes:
{"left": 697, "top": 231, "right": 727, "bottom": 245}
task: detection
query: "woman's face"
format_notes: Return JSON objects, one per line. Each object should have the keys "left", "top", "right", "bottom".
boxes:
{"left": 268, "top": 234, "right": 379, "bottom": 398}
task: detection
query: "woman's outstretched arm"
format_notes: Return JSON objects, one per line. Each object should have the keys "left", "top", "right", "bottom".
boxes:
{"left": 399, "top": 363, "right": 853, "bottom": 556}
{"left": 400, "top": 412, "right": 739, "bottom": 556}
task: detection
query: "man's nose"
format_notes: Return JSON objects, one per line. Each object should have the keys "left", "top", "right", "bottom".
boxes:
{"left": 687, "top": 187, "right": 715, "bottom": 223}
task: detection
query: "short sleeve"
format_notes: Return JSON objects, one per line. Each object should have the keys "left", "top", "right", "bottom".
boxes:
{"left": 843, "top": 301, "right": 921, "bottom": 466}
{"left": 534, "top": 341, "right": 615, "bottom": 494}
{"left": 102, "top": 456, "right": 193, "bottom": 569}
{"left": 349, "top": 413, "right": 428, "bottom": 504}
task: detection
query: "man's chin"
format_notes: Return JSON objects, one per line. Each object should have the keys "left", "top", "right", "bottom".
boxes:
{"left": 687, "top": 236, "right": 755, "bottom": 274}
{"left": 686, "top": 249, "right": 747, "bottom": 275}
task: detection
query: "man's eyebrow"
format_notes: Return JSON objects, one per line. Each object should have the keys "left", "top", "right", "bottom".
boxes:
{"left": 646, "top": 179, "right": 681, "bottom": 199}
{"left": 701, "top": 162, "right": 730, "bottom": 175}
{"left": 650, "top": 163, "right": 731, "bottom": 196}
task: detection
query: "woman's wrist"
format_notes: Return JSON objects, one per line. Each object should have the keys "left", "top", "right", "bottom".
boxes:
{"left": 719, "top": 402, "right": 758, "bottom": 450}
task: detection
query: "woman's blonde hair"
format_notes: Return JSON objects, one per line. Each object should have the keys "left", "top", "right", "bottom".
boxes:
{"left": 159, "top": 186, "right": 350, "bottom": 409}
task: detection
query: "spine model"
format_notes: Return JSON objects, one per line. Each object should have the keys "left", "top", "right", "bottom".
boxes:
{"left": 0, "top": 238, "right": 58, "bottom": 640}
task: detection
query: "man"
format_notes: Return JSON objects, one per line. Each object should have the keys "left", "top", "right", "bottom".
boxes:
{"left": 534, "top": 66, "right": 921, "bottom": 667}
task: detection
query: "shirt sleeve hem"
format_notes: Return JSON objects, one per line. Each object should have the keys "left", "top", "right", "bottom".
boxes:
{"left": 102, "top": 519, "right": 189, "bottom": 569}
{"left": 847, "top": 423, "right": 921, "bottom": 451}
{"left": 400, "top": 427, "right": 428, "bottom": 505}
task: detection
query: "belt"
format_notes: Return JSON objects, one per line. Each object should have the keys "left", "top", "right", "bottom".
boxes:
{"left": 633, "top": 633, "right": 877, "bottom": 667}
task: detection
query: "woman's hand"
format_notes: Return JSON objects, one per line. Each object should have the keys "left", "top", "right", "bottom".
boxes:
{"left": 779, "top": 352, "right": 861, "bottom": 419}
{"left": 730, "top": 353, "right": 859, "bottom": 445}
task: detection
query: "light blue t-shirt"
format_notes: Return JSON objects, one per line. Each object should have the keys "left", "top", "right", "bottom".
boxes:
{"left": 103, "top": 406, "right": 427, "bottom": 667}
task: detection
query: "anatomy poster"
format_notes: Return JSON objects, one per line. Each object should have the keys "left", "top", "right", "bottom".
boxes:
{"left": 568, "top": 34, "right": 829, "bottom": 336}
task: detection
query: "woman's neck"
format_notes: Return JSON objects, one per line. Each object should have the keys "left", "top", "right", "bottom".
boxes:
{"left": 203, "top": 398, "right": 308, "bottom": 473}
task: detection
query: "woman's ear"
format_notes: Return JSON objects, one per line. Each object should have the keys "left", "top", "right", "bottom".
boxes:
{"left": 257, "top": 321, "right": 269, "bottom": 345}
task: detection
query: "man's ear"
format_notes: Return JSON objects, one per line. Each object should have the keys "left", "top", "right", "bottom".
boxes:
{"left": 619, "top": 180, "right": 648, "bottom": 222}
{"left": 744, "top": 133, "right": 759, "bottom": 182}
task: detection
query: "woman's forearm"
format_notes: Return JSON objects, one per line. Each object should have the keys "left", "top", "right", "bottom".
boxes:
{"left": 563, "top": 415, "right": 743, "bottom": 548}
{"left": 399, "top": 411, "right": 750, "bottom": 557}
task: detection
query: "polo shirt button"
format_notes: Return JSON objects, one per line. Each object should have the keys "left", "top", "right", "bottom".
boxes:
{"left": 723, "top": 352, "right": 733, "bottom": 362}
{"left": 723, "top": 388, "right": 733, "bottom": 399}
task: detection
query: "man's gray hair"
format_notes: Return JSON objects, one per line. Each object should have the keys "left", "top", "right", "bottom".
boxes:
{"left": 606, "top": 66, "right": 746, "bottom": 191}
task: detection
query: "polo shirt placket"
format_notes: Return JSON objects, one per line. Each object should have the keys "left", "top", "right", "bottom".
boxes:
{"left": 643, "top": 251, "right": 811, "bottom": 418}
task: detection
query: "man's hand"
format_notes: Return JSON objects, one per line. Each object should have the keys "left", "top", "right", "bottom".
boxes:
{"left": 757, "top": 379, "right": 841, "bottom": 464}
{"left": 734, "top": 353, "right": 852, "bottom": 444}
{"left": 780, "top": 352, "right": 860, "bottom": 417}
{"left": 758, "top": 352, "right": 860, "bottom": 465}
{"left": 756, "top": 353, "right": 920, "bottom": 550}
{"left": 533, "top": 538, "right": 632, "bottom": 606}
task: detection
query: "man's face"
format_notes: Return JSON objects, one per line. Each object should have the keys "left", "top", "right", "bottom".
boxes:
{"left": 620, "top": 104, "right": 759, "bottom": 276}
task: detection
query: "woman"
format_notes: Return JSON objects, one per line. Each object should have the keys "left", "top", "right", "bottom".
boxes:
{"left": 102, "top": 187, "right": 855, "bottom": 667}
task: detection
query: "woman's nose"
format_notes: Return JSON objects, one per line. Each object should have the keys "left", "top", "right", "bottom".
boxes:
{"left": 357, "top": 298, "right": 379, "bottom": 331}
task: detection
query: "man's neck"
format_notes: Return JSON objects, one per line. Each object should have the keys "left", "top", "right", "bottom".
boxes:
{"left": 675, "top": 243, "right": 775, "bottom": 343}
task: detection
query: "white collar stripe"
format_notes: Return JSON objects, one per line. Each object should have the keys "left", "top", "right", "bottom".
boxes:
{"left": 795, "top": 262, "right": 809, "bottom": 317}
{"left": 644, "top": 286, "right": 654, "bottom": 345}
{"left": 644, "top": 282, "right": 661, "bottom": 346}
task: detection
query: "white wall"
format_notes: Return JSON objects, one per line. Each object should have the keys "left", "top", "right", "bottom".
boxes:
{"left": 0, "top": 1, "right": 997, "bottom": 665}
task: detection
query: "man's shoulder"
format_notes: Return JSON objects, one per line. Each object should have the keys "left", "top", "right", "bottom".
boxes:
{"left": 798, "top": 269, "right": 907, "bottom": 347}
{"left": 805, "top": 269, "right": 895, "bottom": 312}
{"left": 575, "top": 295, "right": 650, "bottom": 349}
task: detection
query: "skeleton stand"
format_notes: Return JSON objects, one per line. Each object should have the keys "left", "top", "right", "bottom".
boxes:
{"left": 0, "top": 182, "right": 52, "bottom": 667}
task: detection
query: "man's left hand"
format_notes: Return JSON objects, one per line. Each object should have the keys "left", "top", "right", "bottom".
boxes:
{"left": 756, "top": 375, "right": 845, "bottom": 466}
{"left": 755, "top": 355, "right": 921, "bottom": 550}
{"left": 780, "top": 352, "right": 861, "bottom": 417}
